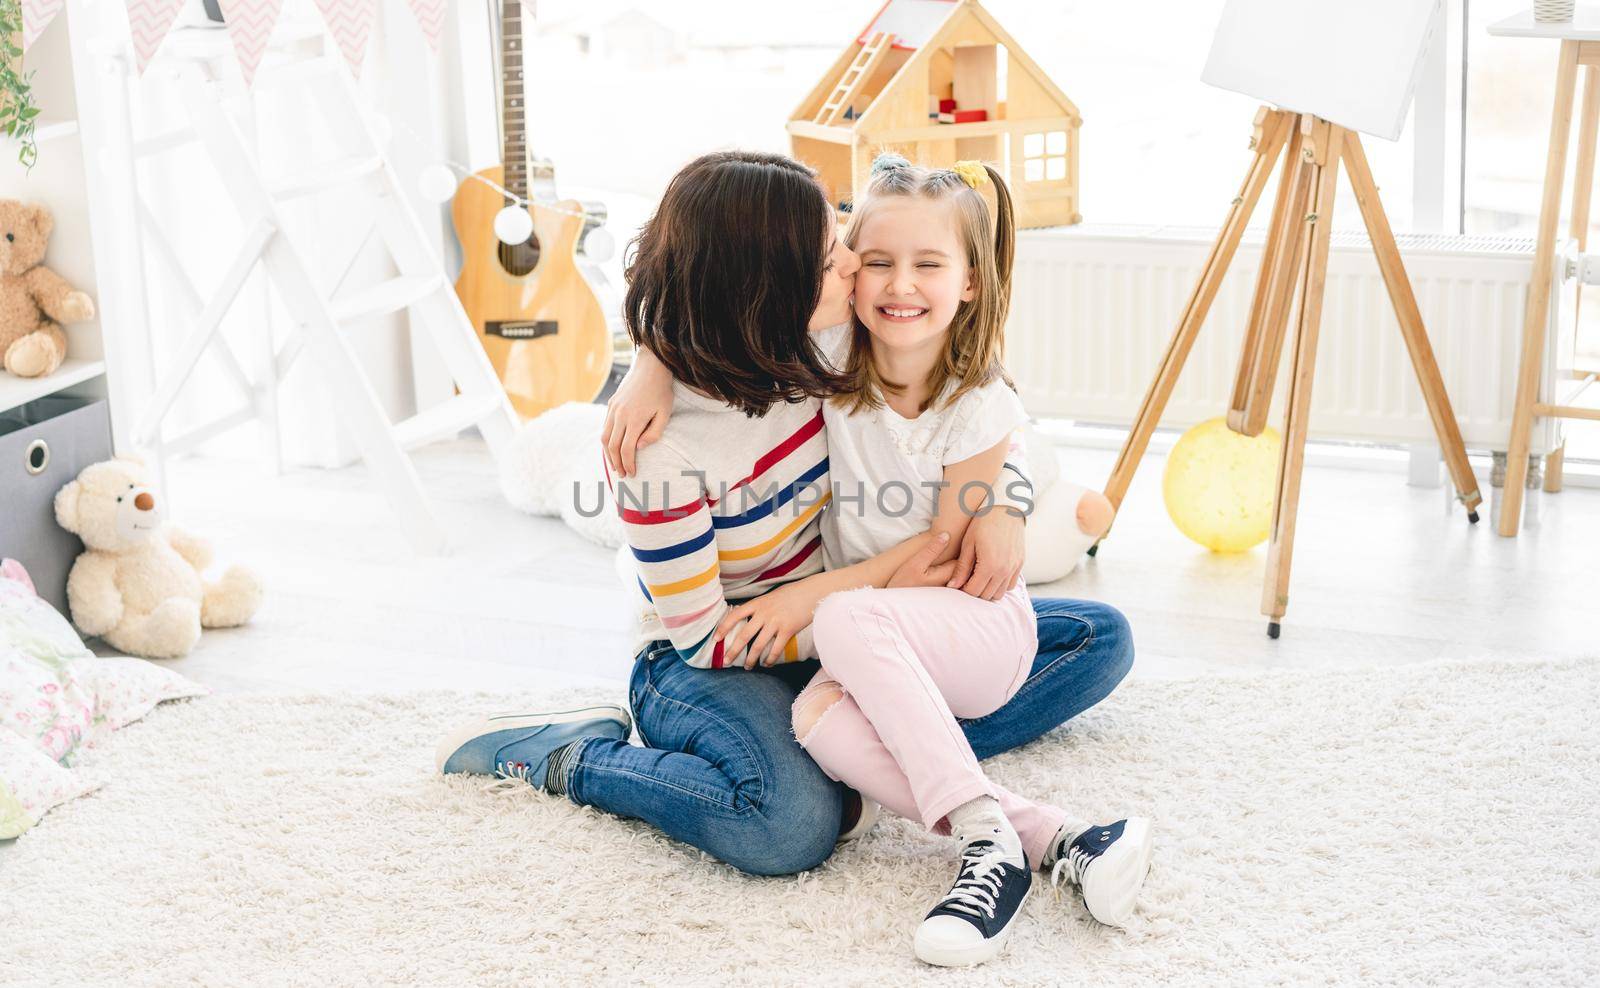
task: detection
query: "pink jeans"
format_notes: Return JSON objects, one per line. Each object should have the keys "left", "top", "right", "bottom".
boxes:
{"left": 796, "top": 580, "right": 1070, "bottom": 870}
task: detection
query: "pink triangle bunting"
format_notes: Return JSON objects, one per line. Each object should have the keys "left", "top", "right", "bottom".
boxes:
{"left": 216, "top": 0, "right": 285, "bottom": 87}
{"left": 313, "top": 0, "right": 376, "bottom": 77}
{"left": 404, "top": 0, "right": 445, "bottom": 54}
{"left": 125, "top": 0, "right": 185, "bottom": 74}
{"left": 21, "top": 0, "right": 65, "bottom": 52}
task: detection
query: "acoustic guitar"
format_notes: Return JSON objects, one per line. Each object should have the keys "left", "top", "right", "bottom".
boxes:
{"left": 452, "top": 0, "right": 612, "bottom": 420}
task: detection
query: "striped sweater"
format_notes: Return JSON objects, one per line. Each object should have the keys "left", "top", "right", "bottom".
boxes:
{"left": 609, "top": 382, "right": 831, "bottom": 669}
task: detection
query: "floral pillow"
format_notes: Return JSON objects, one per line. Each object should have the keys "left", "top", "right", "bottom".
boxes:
{"left": 69, "top": 657, "right": 208, "bottom": 732}
{"left": 0, "top": 728, "right": 101, "bottom": 839}
{"left": 1, "top": 559, "right": 208, "bottom": 837}
{"left": 0, "top": 568, "right": 98, "bottom": 765}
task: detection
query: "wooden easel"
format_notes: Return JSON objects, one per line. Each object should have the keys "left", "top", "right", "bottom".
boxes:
{"left": 1097, "top": 107, "right": 1484, "bottom": 638}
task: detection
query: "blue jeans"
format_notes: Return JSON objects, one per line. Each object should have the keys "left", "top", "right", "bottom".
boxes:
{"left": 565, "top": 597, "right": 1133, "bottom": 876}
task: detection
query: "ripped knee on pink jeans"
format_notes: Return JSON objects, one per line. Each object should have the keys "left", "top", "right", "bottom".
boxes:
{"left": 791, "top": 677, "right": 847, "bottom": 745}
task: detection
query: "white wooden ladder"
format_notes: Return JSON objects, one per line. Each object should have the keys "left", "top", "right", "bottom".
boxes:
{"left": 124, "top": 47, "right": 518, "bottom": 555}
{"left": 815, "top": 32, "right": 894, "bottom": 126}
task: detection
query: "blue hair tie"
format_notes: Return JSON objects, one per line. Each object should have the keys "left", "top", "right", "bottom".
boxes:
{"left": 870, "top": 152, "right": 912, "bottom": 175}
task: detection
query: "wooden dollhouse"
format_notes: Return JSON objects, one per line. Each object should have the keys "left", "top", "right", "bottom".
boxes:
{"left": 788, "top": 0, "right": 1081, "bottom": 229}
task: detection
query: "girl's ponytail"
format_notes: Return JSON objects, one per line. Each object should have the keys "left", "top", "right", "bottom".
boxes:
{"left": 983, "top": 163, "right": 1014, "bottom": 311}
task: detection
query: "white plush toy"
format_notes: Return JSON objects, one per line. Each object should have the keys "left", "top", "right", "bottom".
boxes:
{"left": 54, "top": 457, "right": 262, "bottom": 660}
{"left": 499, "top": 405, "right": 1108, "bottom": 586}
{"left": 498, "top": 401, "right": 624, "bottom": 549}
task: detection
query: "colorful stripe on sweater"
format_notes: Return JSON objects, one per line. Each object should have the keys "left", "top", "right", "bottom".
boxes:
{"left": 609, "top": 404, "right": 829, "bottom": 669}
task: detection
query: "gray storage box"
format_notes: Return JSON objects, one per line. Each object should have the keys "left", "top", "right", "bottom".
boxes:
{"left": 0, "top": 397, "right": 114, "bottom": 618}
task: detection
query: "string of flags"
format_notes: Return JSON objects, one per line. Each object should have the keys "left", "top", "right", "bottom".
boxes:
{"left": 21, "top": 0, "right": 445, "bottom": 84}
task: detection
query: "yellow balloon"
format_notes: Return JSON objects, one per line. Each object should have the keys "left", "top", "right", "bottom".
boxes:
{"left": 1162, "top": 417, "right": 1282, "bottom": 552}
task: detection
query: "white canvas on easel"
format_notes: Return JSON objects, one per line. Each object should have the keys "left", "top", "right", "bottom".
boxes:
{"left": 1201, "top": 0, "right": 1441, "bottom": 140}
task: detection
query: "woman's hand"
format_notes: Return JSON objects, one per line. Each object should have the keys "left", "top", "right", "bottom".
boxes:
{"left": 949, "top": 506, "right": 1025, "bottom": 601}
{"left": 716, "top": 584, "right": 815, "bottom": 668}
{"left": 602, "top": 348, "right": 674, "bottom": 477}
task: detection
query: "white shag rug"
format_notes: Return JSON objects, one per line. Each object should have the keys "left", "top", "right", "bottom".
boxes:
{"left": 3, "top": 660, "right": 1598, "bottom": 987}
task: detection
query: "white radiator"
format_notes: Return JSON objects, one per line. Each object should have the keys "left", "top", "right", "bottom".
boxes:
{"left": 1009, "top": 225, "right": 1572, "bottom": 455}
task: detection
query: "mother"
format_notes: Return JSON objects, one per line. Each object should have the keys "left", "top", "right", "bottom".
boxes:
{"left": 437, "top": 150, "right": 1132, "bottom": 877}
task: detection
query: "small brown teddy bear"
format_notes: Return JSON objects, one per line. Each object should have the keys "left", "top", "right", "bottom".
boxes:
{"left": 1, "top": 199, "right": 94, "bottom": 379}
{"left": 55, "top": 457, "right": 263, "bottom": 659}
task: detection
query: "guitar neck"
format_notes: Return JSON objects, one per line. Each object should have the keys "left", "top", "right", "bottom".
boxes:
{"left": 501, "top": 0, "right": 527, "bottom": 204}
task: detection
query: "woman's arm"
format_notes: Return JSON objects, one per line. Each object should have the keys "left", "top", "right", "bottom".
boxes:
{"left": 949, "top": 428, "right": 1032, "bottom": 600}
{"left": 717, "top": 438, "right": 1009, "bottom": 664}
{"left": 602, "top": 347, "right": 675, "bottom": 477}
{"left": 991, "top": 427, "right": 1035, "bottom": 517}
{"left": 614, "top": 441, "right": 782, "bottom": 670}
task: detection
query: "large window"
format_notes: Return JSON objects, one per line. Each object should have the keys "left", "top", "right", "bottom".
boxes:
{"left": 1465, "top": 0, "right": 1564, "bottom": 237}
{"left": 517, "top": 0, "right": 1421, "bottom": 251}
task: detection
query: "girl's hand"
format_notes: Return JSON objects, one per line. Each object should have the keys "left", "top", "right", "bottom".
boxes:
{"left": 716, "top": 584, "right": 814, "bottom": 668}
{"left": 602, "top": 349, "right": 674, "bottom": 477}
{"left": 886, "top": 532, "right": 956, "bottom": 588}
{"left": 949, "top": 507, "right": 1025, "bottom": 601}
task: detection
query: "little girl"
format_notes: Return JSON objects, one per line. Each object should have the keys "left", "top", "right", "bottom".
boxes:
{"left": 711, "top": 155, "right": 1150, "bottom": 966}
{"left": 616, "top": 155, "right": 1151, "bottom": 967}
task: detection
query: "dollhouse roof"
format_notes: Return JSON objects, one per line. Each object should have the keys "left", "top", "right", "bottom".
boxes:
{"left": 856, "top": 0, "right": 959, "bottom": 51}
{"left": 837, "top": 0, "right": 1079, "bottom": 128}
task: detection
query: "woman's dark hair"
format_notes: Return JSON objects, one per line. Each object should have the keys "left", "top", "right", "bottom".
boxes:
{"left": 624, "top": 151, "right": 853, "bottom": 417}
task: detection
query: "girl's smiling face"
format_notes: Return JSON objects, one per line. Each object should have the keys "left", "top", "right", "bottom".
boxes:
{"left": 851, "top": 197, "right": 974, "bottom": 353}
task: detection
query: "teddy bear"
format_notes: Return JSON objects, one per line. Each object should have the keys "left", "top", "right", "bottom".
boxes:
{"left": 53, "top": 457, "right": 262, "bottom": 660}
{"left": 499, "top": 402, "right": 1110, "bottom": 587}
{"left": 0, "top": 199, "right": 94, "bottom": 379}
{"left": 498, "top": 401, "right": 625, "bottom": 549}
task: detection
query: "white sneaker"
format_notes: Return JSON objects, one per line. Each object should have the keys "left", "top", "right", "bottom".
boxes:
{"left": 1047, "top": 817, "right": 1153, "bottom": 927}
{"left": 913, "top": 839, "right": 1033, "bottom": 967}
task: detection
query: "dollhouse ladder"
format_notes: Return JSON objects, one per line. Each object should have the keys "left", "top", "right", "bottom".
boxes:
{"left": 128, "top": 51, "right": 518, "bottom": 554}
{"left": 816, "top": 31, "right": 895, "bottom": 125}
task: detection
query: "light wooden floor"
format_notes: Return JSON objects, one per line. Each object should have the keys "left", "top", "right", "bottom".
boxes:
{"left": 147, "top": 438, "right": 1597, "bottom": 695}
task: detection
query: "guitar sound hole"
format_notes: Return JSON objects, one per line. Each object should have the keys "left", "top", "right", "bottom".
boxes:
{"left": 498, "top": 234, "right": 542, "bottom": 277}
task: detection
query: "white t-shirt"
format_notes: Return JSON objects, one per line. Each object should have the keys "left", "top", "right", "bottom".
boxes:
{"left": 814, "top": 323, "right": 1030, "bottom": 570}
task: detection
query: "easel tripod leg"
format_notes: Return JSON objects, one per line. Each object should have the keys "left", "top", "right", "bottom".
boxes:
{"left": 1228, "top": 124, "right": 1307, "bottom": 433}
{"left": 1098, "top": 109, "right": 1292, "bottom": 553}
{"left": 1238, "top": 121, "right": 1316, "bottom": 437}
{"left": 1341, "top": 132, "right": 1483, "bottom": 522}
{"left": 1262, "top": 122, "right": 1344, "bottom": 637}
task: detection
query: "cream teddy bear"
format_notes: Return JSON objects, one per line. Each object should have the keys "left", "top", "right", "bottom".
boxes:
{"left": 53, "top": 457, "right": 262, "bottom": 659}
{"left": 1, "top": 199, "right": 93, "bottom": 379}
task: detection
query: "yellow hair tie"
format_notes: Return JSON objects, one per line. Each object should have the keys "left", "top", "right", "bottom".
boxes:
{"left": 951, "top": 161, "right": 988, "bottom": 189}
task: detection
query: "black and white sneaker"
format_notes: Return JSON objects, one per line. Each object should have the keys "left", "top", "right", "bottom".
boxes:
{"left": 913, "top": 840, "right": 1033, "bottom": 967}
{"left": 1047, "top": 817, "right": 1153, "bottom": 927}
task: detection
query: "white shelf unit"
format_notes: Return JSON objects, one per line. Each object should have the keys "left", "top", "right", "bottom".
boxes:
{"left": 0, "top": 358, "right": 106, "bottom": 412}
{"left": 0, "top": 9, "right": 110, "bottom": 418}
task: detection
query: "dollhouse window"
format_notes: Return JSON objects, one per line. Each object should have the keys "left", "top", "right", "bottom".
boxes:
{"left": 1023, "top": 130, "right": 1068, "bottom": 183}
